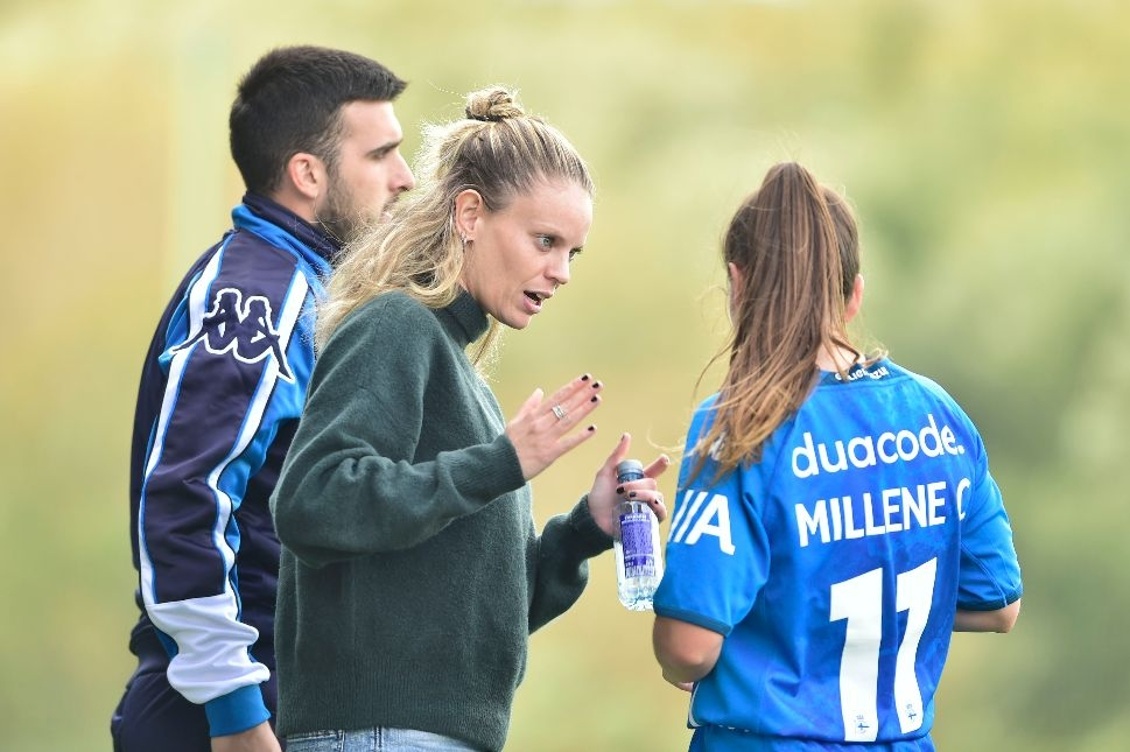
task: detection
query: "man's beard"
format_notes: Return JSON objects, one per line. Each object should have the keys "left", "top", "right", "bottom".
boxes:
{"left": 316, "top": 182, "right": 375, "bottom": 246}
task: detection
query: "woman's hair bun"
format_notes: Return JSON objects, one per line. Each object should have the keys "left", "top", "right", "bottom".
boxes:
{"left": 465, "top": 86, "right": 525, "bottom": 122}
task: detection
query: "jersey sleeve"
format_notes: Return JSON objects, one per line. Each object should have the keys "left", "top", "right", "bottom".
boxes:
{"left": 955, "top": 436, "right": 1023, "bottom": 610}
{"left": 653, "top": 400, "right": 770, "bottom": 635}
{"left": 138, "top": 240, "right": 313, "bottom": 735}
{"left": 905, "top": 370, "right": 1023, "bottom": 612}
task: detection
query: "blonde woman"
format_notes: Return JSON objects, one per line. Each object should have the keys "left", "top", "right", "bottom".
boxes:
{"left": 270, "top": 87, "right": 669, "bottom": 752}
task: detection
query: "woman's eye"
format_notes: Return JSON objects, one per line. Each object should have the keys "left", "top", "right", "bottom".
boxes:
{"left": 537, "top": 235, "right": 553, "bottom": 249}
{"left": 568, "top": 249, "right": 582, "bottom": 262}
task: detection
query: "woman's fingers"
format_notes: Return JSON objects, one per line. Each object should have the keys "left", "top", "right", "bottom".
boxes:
{"left": 612, "top": 453, "right": 672, "bottom": 522}
{"left": 542, "top": 373, "right": 602, "bottom": 429}
{"left": 620, "top": 487, "right": 669, "bottom": 522}
{"left": 643, "top": 454, "right": 672, "bottom": 480}
{"left": 507, "top": 374, "right": 604, "bottom": 480}
{"left": 555, "top": 421, "right": 599, "bottom": 455}
{"left": 601, "top": 432, "right": 633, "bottom": 475}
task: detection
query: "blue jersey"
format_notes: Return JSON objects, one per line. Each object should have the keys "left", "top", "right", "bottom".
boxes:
{"left": 126, "top": 193, "right": 336, "bottom": 736}
{"left": 653, "top": 359, "right": 1022, "bottom": 751}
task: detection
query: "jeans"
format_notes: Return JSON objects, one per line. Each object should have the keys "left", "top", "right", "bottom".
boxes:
{"left": 287, "top": 727, "right": 482, "bottom": 752}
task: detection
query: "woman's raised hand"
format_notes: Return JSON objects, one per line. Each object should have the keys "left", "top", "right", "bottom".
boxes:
{"left": 506, "top": 374, "right": 603, "bottom": 481}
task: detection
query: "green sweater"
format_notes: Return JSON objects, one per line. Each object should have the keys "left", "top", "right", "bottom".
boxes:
{"left": 271, "top": 290, "right": 613, "bottom": 750}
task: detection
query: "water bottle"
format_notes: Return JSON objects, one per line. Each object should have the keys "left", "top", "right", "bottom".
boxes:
{"left": 613, "top": 459, "right": 664, "bottom": 611}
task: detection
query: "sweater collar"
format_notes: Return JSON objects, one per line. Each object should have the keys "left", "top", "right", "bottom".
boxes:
{"left": 440, "top": 288, "right": 491, "bottom": 347}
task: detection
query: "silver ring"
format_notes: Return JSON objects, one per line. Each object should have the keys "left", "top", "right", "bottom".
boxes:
{"left": 551, "top": 404, "right": 567, "bottom": 421}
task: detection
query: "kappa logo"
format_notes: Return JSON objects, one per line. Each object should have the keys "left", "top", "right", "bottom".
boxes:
{"left": 172, "top": 287, "right": 294, "bottom": 381}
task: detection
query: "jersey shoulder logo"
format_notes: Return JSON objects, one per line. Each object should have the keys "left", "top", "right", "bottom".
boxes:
{"left": 172, "top": 287, "right": 294, "bottom": 381}
{"left": 669, "top": 489, "right": 736, "bottom": 555}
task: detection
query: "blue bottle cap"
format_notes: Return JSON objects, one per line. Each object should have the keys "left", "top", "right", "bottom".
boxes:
{"left": 616, "top": 459, "right": 645, "bottom": 482}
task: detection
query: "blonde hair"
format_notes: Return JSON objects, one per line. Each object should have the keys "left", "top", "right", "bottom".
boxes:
{"left": 315, "top": 86, "right": 593, "bottom": 364}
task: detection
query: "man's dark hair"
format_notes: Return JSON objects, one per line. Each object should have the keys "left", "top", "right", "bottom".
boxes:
{"left": 230, "top": 45, "right": 407, "bottom": 195}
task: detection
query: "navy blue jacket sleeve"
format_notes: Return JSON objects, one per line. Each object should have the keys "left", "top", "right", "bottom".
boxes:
{"left": 135, "top": 232, "right": 316, "bottom": 735}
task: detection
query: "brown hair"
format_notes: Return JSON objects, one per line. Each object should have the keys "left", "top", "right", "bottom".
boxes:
{"left": 230, "top": 45, "right": 406, "bottom": 195}
{"left": 691, "top": 162, "right": 867, "bottom": 479}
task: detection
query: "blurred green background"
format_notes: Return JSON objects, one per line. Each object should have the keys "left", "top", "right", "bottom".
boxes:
{"left": 2, "top": 0, "right": 1128, "bottom": 750}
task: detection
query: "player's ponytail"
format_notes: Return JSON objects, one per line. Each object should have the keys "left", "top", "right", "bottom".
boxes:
{"left": 691, "top": 162, "right": 863, "bottom": 480}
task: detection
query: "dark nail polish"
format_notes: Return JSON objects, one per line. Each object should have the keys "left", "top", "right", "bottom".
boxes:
{"left": 592, "top": 381, "right": 602, "bottom": 389}
{"left": 628, "top": 491, "right": 637, "bottom": 498}
{"left": 587, "top": 425, "right": 596, "bottom": 432}
{"left": 590, "top": 395, "right": 599, "bottom": 403}
{"left": 580, "top": 373, "right": 591, "bottom": 381}
{"left": 615, "top": 486, "right": 624, "bottom": 494}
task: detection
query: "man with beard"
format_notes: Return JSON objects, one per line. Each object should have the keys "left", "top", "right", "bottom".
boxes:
{"left": 112, "top": 45, "right": 414, "bottom": 752}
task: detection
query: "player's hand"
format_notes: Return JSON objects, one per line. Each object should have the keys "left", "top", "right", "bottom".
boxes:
{"left": 211, "top": 721, "right": 282, "bottom": 752}
{"left": 506, "top": 374, "right": 603, "bottom": 480}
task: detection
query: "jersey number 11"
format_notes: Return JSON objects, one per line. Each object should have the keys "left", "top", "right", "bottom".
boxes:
{"left": 829, "top": 558, "right": 937, "bottom": 742}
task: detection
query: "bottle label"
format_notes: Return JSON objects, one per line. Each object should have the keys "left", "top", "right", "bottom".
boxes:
{"left": 620, "top": 511, "right": 655, "bottom": 578}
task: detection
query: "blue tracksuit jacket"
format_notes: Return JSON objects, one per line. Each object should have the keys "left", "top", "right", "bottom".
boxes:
{"left": 126, "top": 192, "right": 337, "bottom": 736}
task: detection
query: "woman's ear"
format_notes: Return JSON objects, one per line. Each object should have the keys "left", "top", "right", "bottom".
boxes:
{"left": 453, "top": 189, "right": 485, "bottom": 242}
{"left": 845, "top": 274, "right": 865, "bottom": 323}
{"left": 727, "top": 262, "right": 745, "bottom": 318}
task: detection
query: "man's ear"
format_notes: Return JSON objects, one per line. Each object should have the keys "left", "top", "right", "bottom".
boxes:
{"left": 284, "top": 152, "right": 326, "bottom": 202}
{"left": 845, "top": 274, "right": 865, "bottom": 323}
{"left": 453, "top": 188, "right": 485, "bottom": 242}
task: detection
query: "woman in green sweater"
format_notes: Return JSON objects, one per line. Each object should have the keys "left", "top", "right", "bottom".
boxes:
{"left": 270, "top": 86, "right": 669, "bottom": 752}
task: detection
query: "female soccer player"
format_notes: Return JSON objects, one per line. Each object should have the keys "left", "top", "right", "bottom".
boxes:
{"left": 652, "top": 162, "right": 1022, "bottom": 751}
